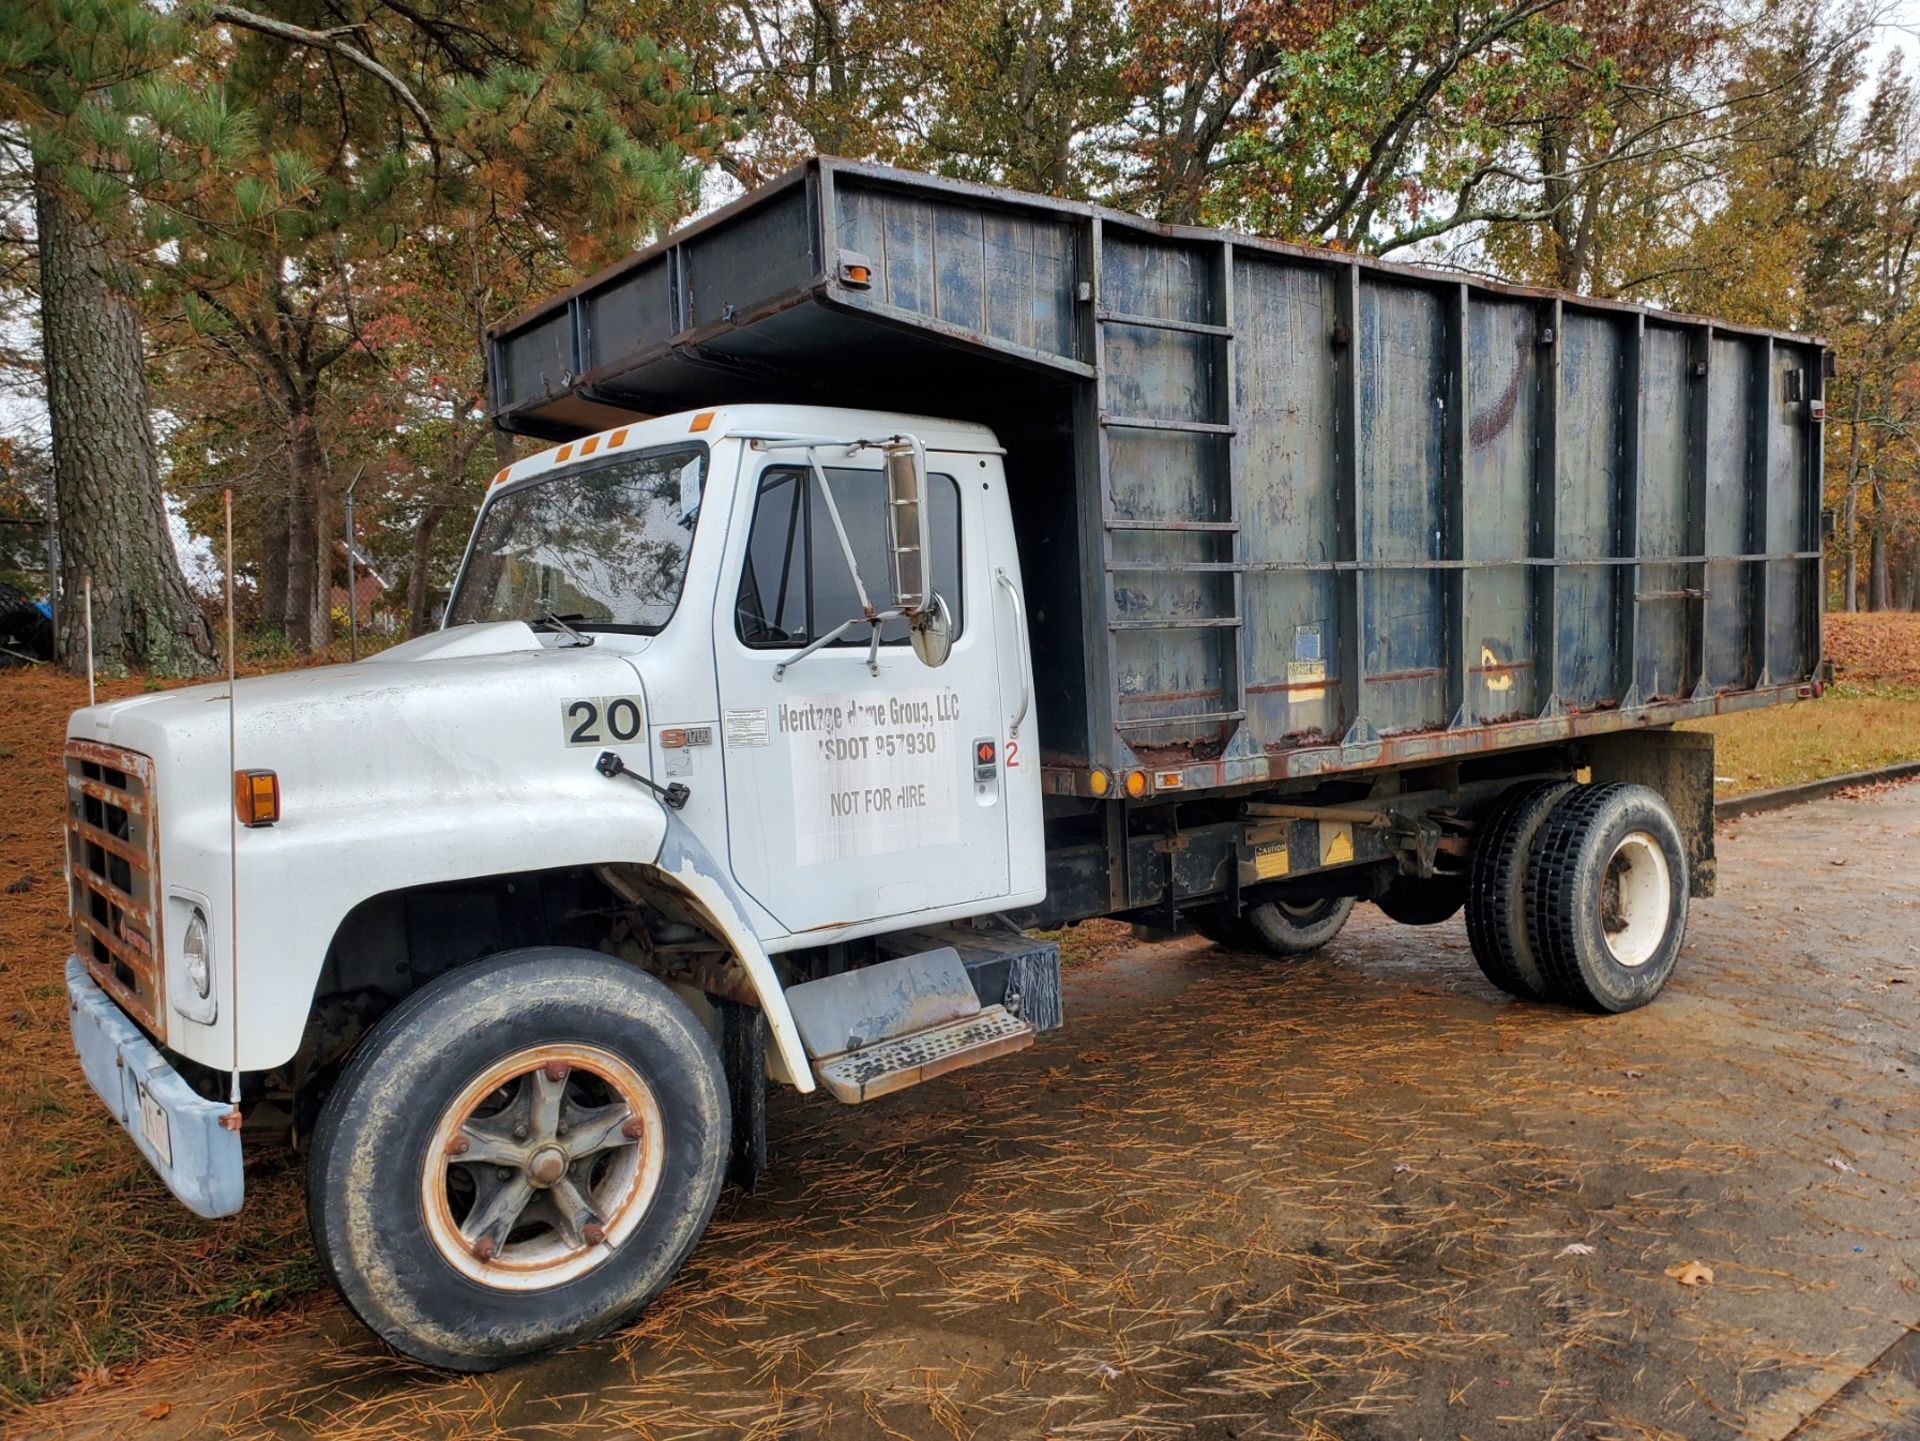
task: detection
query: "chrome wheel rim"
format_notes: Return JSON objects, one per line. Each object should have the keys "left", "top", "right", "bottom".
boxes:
{"left": 422, "top": 1043, "right": 664, "bottom": 1290}
{"left": 1600, "top": 831, "right": 1671, "bottom": 968}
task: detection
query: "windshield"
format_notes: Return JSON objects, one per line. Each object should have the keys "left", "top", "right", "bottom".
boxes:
{"left": 446, "top": 445, "right": 706, "bottom": 633}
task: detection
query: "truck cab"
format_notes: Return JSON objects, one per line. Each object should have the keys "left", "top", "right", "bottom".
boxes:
{"left": 461, "top": 405, "right": 1050, "bottom": 945}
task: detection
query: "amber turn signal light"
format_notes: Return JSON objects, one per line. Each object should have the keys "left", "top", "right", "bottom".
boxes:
{"left": 234, "top": 769, "right": 280, "bottom": 827}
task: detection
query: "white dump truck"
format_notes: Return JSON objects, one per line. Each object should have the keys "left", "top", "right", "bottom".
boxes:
{"left": 62, "top": 161, "right": 1826, "bottom": 1369}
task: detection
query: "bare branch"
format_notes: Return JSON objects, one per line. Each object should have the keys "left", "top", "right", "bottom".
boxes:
{"left": 202, "top": 4, "right": 438, "bottom": 146}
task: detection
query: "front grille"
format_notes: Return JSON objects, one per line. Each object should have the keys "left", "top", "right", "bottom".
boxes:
{"left": 65, "top": 741, "right": 164, "bottom": 1040}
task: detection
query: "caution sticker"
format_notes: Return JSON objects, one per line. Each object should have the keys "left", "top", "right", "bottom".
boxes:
{"left": 1253, "top": 842, "right": 1290, "bottom": 879}
{"left": 1319, "top": 821, "right": 1354, "bottom": 866}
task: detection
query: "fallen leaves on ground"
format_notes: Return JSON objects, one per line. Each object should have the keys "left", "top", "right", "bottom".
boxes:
{"left": 1665, "top": 1261, "right": 1715, "bottom": 1287}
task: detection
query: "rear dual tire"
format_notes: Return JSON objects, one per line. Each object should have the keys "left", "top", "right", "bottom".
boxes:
{"left": 1527, "top": 784, "right": 1689, "bottom": 1012}
{"left": 1465, "top": 781, "right": 1574, "bottom": 1000}
{"left": 1467, "top": 781, "right": 1688, "bottom": 1012}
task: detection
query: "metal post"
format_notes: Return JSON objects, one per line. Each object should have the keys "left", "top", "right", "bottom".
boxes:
{"left": 1532, "top": 299, "right": 1563, "bottom": 718}
{"left": 344, "top": 469, "right": 360, "bottom": 663}
{"left": 224, "top": 488, "right": 241, "bottom": 1117}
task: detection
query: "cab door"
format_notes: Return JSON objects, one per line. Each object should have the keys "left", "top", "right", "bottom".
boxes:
{"left": 712, "top": 446, "right": 1008, "bottom": 938}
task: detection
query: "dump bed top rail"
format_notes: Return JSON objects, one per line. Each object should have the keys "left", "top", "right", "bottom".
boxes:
{"left": 489, "top": 157, "right": 1820, "bottom": 439}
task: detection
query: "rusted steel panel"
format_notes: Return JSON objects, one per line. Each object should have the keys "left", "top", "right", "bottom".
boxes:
{"left": 1236, "top": 254, "right": 1341, "bottom": 750}
{"left": 1637, "top": 324, "right": 1692, "bottom": 702}
{"left": 489, "top": 158, "right": 1826, "bottom": 796}
{"left": 1704, "top": 334, "right": 1756, "bottom": 691}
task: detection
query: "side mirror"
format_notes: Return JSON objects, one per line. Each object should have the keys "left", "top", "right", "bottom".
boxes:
{"left": 882, "top": 437, "right": 931, "bottom": 617}
{"left": 910, "top": 592, "right": 953, "bottom": 668}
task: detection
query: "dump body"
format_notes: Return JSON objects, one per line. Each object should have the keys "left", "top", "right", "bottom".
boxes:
{"left": 492, "top": 159, "right": 1826, "bottom": 799}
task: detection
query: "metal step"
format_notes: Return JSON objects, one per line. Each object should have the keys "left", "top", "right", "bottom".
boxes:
{"left": 813, "top": 1005, "right": 1033, "bottom": 1103}
{"left": 876, "top": 921, "right": 1064, "bottom": 1033}
{"left": 783, "top": 946, "right": 979, "bottom": 1060}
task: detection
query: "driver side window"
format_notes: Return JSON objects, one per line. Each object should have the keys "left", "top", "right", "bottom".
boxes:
{"left": 735, "top": 464, "right": 962, "bottom": 648}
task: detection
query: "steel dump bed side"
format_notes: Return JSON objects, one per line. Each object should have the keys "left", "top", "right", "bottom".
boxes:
{"left": 491, "top": 158, "right": 1826, "bottom": 798}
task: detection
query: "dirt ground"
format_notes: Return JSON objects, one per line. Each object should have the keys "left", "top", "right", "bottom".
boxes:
{"left": 8, "top": 782, "right": 1917, "bottom": 1441}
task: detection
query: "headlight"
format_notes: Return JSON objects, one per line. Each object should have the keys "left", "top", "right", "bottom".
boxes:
{"left": 183, "top": 908, "right": 212, "bottom": 1000}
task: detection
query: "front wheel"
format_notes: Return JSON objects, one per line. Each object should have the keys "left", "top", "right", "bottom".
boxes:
{"left": 307, "top": 948, "right": 729, "bottom": 1371}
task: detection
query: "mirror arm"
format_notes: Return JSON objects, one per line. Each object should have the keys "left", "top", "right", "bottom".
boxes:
{"left": 773, "top": 610, "right": 904, "bottom": 682}
{"left": 806, "top": 451, "right": 875, "bottom": 618}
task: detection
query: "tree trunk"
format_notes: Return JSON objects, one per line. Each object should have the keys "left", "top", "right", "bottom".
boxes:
{"left": 1868, "top": 476, "right": 1890, "bottom": 612}
{"left": 34, "top": 167, "right": 214, "bottom": 677}
{"left": 256, "top": 467, "right": 290, "bottom": 633}
{"left": 281, "top": 399, "right": 333, "bottom": 650}
{"left": 405, "top": 504, "right": 443, "bottom": 637}
{"left": 1840, "top": 381, "right": 1866, "bottom": 612}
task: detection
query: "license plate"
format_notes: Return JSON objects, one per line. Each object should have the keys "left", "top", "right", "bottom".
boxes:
{"left": 135, "top": 1078, "right": 173, "bottom": 1167}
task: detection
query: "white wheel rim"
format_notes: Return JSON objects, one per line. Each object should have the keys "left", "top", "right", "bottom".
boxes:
{"left": 422, "top": 1043, "right": 665, "bottom": 1291}
{"left": 1600, "top": 831, "right": 1671, "bottom": 968}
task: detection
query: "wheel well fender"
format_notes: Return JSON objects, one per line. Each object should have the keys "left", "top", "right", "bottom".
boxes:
{"left": 635, "top": 815, "right": 815, "bottom": 1094}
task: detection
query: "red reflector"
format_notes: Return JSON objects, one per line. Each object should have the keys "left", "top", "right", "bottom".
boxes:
{"left": 975, "top": 741, "right": 996, "bottom": 766}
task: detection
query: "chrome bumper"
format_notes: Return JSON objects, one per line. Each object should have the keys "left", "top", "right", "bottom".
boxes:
{"left": 66, "top": 956, "right": 243, "bottom": 1218}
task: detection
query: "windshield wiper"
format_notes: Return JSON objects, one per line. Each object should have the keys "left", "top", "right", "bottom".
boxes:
{"left": 537, "top": 609, "right": 595, "bottom": 647}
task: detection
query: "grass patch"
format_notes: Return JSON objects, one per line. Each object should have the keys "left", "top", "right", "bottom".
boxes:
{"left": 1681, "top": 613, "right": 1920, "bottom": 795}
{"left": 1684, "top": 682, "right": 1920, "bottom": 795}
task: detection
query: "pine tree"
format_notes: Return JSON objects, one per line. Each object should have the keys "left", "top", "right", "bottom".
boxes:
{"left": 0, "top": 0, "right": 217, "bottom": 676}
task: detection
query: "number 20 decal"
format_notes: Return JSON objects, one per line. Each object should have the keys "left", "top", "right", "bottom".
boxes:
{"left": 562, "top": 695, "right": 646, "bottom": 747}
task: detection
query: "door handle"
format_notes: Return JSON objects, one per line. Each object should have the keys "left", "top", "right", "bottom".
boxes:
{"left": 994, "top": 567, "right": 1031, "bottom": 739}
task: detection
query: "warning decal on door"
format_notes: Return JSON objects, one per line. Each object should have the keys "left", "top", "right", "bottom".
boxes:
{"left": 782, "top": 687, "right": 962, "bottom": 866}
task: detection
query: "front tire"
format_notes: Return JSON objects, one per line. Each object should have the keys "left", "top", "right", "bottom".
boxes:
{"left": 307, "top": 947, "right": 729, "bottom": 1371}
{"left": 1527, "top": 784, "right": 1689, "bottom": 1012}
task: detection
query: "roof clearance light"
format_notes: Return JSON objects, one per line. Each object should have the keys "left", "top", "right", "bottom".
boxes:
{"left": 234, "top": 769, "right": 281, "bottom": 827}
{"left": 836, "top": 249, "right": 875, "bottom": 289}
{"left": 689, "top": 412, "right": 715, "bottom": 433}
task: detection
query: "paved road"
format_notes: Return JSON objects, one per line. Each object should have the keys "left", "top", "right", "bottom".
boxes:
{"left": 17, "top": 786, "right": 1920, "bottom": 1441}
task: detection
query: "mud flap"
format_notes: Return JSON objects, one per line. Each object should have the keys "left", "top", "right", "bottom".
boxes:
{"left": 716, "top": 996, "right": 765, "bottom": 1191}
{"left": 1581, "top": 729, "right": 1717, "bottom": 898}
